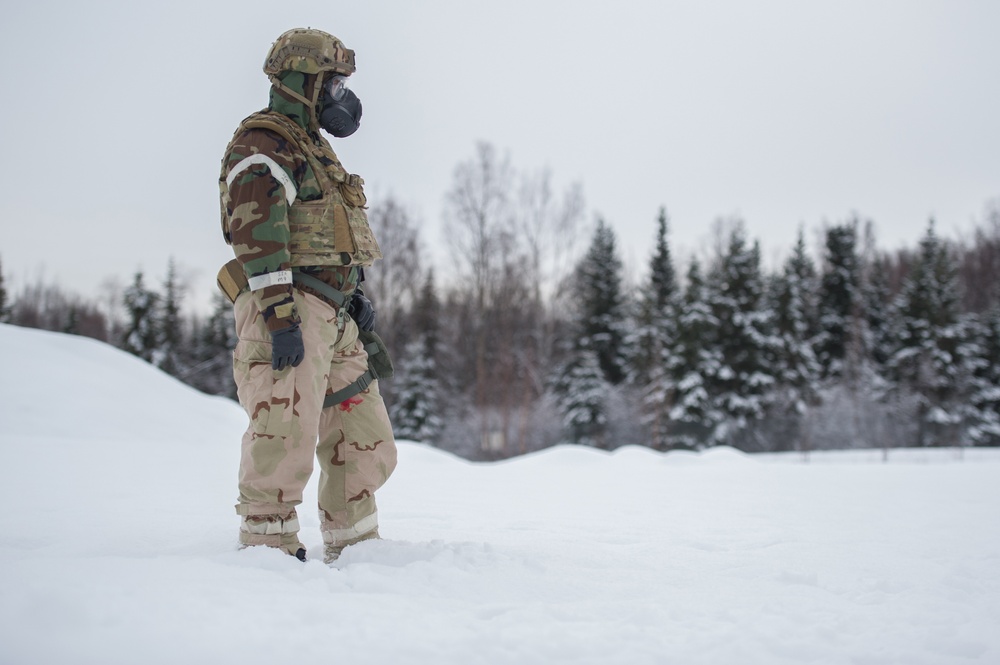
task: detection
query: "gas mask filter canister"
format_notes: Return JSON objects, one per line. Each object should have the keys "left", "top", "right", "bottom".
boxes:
{"left": 318, "top": 75, "right": 362, "bottom": 138}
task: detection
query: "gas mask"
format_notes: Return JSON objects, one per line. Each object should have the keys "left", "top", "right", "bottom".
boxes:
{"left": 318, "top": 75, "right": 362, "bottom": 138}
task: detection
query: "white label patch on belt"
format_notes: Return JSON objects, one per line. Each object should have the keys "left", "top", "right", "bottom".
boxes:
{"left": 248, "top": 270, "right": 293, "bottom": 292}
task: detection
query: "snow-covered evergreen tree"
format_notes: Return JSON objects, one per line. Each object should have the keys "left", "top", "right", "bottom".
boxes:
{"left": 667, "top": 258, "right": 723, "bottom": 449}
{"left": 648, "top": 207, "right": 677, "bottom": 313}
{"left": 966, "top": 305, "right": 1000, "bottom": 445}
{"left": 157, "top": 258, "right": 185, "bottom": 377}
{"left": 625, "top": 207, "right": 680, "bottom": 449}
{"left": 185, "top": 292, "right": 236, "bottom": 399}
{"left": 887, "top": 221, "right": 971, "bottom": 446}
{"left": 861, "top": 253, "right": 897, "bottom": 371}
{"left": 121, "top": 271, "right": 160, "bottom": 364}
{"left": 410, "top": 269, "right": 441, "bottom": 360}
{"left": 554, "top": 344, "right": 611, "bottom": 448}
{"left": 0, "top": 255, "right": 9, "bottom": 323}
{"left": 816, "top": 222, "right": 859, "bottom": 379}
{"left": 627, "top": 209, "right": 673, "bottom": 383}
{"left": 552, "top": 217, "right": 631, "bottom": 447}
{"left": 390, "top": 338, "right": 443, "bottom": 442}
{"left": 706, "top": 226, "right": 776, "bottom": 448}
{"left": 767, "top": 230, "right": 822, "bottom": 451}
{"left": 391, "top": 270, "right": 444, "bottom": 443}
{"left": 573, "top": 218, "right": 627, "bottom": 384}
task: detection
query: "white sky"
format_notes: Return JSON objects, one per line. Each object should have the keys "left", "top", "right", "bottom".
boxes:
{"left": 2, "top": 0, "right": 998, "bottom": 312}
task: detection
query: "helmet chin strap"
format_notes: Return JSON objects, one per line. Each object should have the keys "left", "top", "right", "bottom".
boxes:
{"left": 310, "top": 72, "right": 327, "bottom": 129}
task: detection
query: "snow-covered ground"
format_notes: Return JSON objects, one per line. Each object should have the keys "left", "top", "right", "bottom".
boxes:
{"left": 1, "top": 323, "right": 999, "bottom": 665}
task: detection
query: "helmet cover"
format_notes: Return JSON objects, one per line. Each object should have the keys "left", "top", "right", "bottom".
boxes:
{"left": 263, "top": 28, "right": 356, "bottom": 77}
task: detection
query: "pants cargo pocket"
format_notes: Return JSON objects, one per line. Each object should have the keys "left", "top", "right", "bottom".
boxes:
{"left": 233, "top": 339, "right": 295, "bottom": 438}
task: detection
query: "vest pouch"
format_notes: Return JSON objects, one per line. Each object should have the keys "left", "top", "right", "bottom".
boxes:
{"left": 338, "top": 174, "right": 368, "bottom": 208}
{"left": 341, "top": 204, "right": 382, "bottom": 264}
{"left": 333, "top": 172, "right": 380, "bottom": 262}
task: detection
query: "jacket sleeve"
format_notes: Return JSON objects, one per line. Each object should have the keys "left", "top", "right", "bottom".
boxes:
{"left": 223, "top": 128, "right": 300, "bottom": 333}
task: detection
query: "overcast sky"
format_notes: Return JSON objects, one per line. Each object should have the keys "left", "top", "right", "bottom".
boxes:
{"left": 2, "top": 0, "right": 998, "bottom": 312}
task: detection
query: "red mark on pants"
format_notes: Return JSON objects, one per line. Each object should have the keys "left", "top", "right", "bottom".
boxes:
{"left": 339, "top": 395, "right": 364, "bottom": 412}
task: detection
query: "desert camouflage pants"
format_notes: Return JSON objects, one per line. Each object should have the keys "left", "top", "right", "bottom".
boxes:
{"left": 232, "top": 288, "right": 397, "bottom": 555}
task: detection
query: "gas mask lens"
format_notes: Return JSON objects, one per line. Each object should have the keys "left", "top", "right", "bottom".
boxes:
{"left": 325, "top": 75, "right": 349, "bottom": 102}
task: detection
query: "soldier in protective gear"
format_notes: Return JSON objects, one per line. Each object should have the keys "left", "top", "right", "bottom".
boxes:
{"left": 218, "top": 28, "right": 397, "bottom": 563}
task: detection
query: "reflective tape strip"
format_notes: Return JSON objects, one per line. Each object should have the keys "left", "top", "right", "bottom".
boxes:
{"left": 240, "top": 515, "right": 300, "bottom": 536}
{"left": 322, "top": 512, "right": 378, "bottom": 543}
{"left": 225, "top": 154, "right": 297, "bottom": 206}
{"left": 248, "top": 270, "right": 293, "bottom": 292}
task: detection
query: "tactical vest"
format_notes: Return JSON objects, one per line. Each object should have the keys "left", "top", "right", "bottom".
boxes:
{"left": 219, "top": 110, "right": 382, "bottom": 267}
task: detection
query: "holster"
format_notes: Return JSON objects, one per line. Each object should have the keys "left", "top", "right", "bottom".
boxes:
{"left": 217, "top": 259, "right": 248, "bottom": 304}
{"left": 359, "top": 329, "right": 394, "bottom": 380}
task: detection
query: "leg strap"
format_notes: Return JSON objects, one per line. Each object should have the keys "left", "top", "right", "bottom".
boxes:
{"left": 322, "top": 340, "right": 382, "bottom": 409}
{"left": 323, "top": 369, "right": 375, "bottom": 408}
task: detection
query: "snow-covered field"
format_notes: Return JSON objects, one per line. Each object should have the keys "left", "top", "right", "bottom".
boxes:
{"left": 1, "top": 323, "right": 999, "bottom": 665}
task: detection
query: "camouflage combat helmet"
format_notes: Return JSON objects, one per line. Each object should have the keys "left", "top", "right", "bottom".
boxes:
{"left": 264, "top": 28, "right": 356, "bottom": 77}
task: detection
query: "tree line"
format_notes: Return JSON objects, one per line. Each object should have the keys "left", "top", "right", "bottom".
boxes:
{"left": 0, "top": 257, "right": 238, "bottom": 400}
{"left": 2, "top": 141, "right": 998, "bottom": 459}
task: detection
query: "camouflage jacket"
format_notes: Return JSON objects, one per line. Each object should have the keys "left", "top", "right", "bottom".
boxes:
{"left": 219, "top": 72, "right": 370, "bottom": 333}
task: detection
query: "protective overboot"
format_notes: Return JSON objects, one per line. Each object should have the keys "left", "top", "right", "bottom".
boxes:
{"left": 239, "top": 511, "right": 307, "bottom": 561}
{"left": 323, "top": 528, "right": 379, "bottom": 564}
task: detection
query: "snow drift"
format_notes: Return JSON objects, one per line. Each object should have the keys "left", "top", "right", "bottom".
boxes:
{"left": 1, "top": 323, "right": 998, "bottom": 665}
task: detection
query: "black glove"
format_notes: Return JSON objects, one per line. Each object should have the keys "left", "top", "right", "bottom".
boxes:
{"left": 348, "top": 289, "right": 376, "bottom": 332}
{"left": 271, "top": 325, "right": 304, "bottom": 370}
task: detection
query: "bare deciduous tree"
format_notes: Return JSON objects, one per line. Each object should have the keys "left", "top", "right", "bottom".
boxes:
{"left": 364, "top": 195, "right": 423, "bottom": 360}
{"left": 443, "top": 142, "right": 540, "bottom": 457}
{"left": 517, "top": 168, "right": 585, "bottom": 306}
{"left": 959, "top": 198, "right": 1000, "bottom": 312}
{"left": 444, "top": 142, "right": 514, "bottom": 312}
